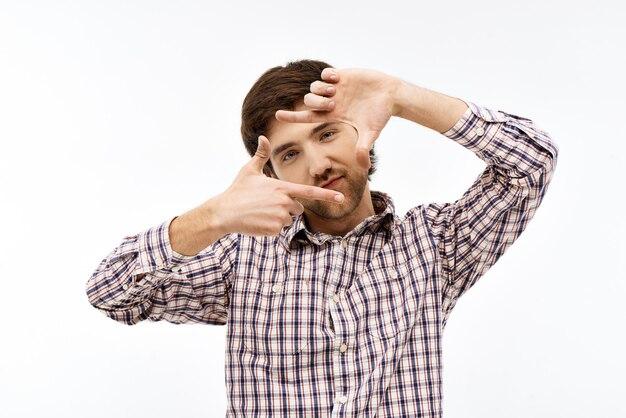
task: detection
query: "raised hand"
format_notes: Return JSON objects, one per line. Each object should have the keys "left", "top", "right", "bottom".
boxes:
{"left": 214, "top": 135, "right": 345, "bottom": 237}
{"left": 275, "top": 68, "right": 399, "bottom": 169}
{"left": 170, "top": 135, "right": 346, "bottom": 255}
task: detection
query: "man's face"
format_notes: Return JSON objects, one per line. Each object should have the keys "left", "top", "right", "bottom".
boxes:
{"left": 267, "top": 115, "right": 369, "bottom": 220}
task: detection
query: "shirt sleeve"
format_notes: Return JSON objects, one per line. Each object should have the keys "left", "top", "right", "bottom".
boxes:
{"left": 424, "top": 102, "right": 559, "bottom": 324}
{"left": 85, "top": 216, "right": 239, "bottom": 326}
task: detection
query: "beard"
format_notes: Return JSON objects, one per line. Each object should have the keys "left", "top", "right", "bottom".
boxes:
{"left": 298, "top": 167, "right": 368, "bottom": 220}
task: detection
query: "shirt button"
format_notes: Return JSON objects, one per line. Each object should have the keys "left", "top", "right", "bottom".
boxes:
{"left": 122, "top": 283, "right": 129, "bottom": 290}
{"left": 337, "top": 395, "right": 348, "bottom": 404}
{"left": 333, "top": 293, "right": 341, "bottom": 303}
{"left": 475, "top": 127, "right": 485, "bottom": 136}
{"left": 272, "top": 284, "right": 283, "bottom": 293}
{"left": 339, "top": 343, "right": 348, "bottom": 353}
{"left": 389, "top": 270, "right": 398, "bottom": 279}
{"left": 171, "top": 266, "right": 181, "bottom": 273}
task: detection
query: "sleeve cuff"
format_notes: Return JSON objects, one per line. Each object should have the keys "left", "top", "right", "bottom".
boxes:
{"left": 441, "top": 101, "right": 509, "bottom": 157}
{"left": 135, "top": 216, "right": 197, "bottom": 276}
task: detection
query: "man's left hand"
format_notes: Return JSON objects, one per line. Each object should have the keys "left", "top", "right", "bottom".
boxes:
{"left": 275, "top": 68, "right": 399, "bottom": 170}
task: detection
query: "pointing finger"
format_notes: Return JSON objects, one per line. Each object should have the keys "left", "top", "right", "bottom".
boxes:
{"left": 279, "top": 181, "right": 345, "bottom": 203}
{"left": 275, "top": 109, "right": 328, "bottom": 124}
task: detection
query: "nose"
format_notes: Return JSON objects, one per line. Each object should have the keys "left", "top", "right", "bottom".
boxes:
{"left": 308, "top": 149, "right": 332, "bottom": 179}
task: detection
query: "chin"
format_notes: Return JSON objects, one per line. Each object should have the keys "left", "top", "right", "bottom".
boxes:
{"left": 301, "top": 168, "right": 369, "bottom": 220}
{"left": 306, "top": 184, "right": 365, "bottom": 220}
{"left": 307, "top": 201, "right": 357, "bottom": 220}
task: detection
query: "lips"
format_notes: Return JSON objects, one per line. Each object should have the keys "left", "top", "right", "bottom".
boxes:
{"left": 321, "top": 176, "right": 343, "bottom": 189}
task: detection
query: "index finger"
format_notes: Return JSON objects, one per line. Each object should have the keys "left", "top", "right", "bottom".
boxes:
{"left": 279, "top": 181, "right": 345, "bottom": 203}
{"left": 275, "top": 109, "right": 329, "bottom": 124}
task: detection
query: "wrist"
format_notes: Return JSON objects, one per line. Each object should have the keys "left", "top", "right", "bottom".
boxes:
{"left": 390, "top": 80, "right": 468, "bottom": 133}
{"left": 169, "top": 196, "right": 228, "bottom": 256}
{"left": 199, "top": 195, "right": 229, "bottom": 238}
{"left": 391, "top": 79, "right": 425, "bottom": 120}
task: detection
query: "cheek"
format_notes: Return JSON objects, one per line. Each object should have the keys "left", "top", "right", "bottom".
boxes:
{"left": 273, "top": 161, "right": 306, "bottom": 183}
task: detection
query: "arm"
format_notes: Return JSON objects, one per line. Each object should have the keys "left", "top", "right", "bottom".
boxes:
{"left": 275, "top": 68, "right": 469, "bottom": 165}
{"left": 276, "top": 67, "right": 558, "bottom": 324}
{"left": 85, "top": 219, "right": 237, "bottom": 325}
{"left": 86, "top": 137, "right": 344, "bottom": 325}
{"left": 423, "top": 103, "right": 558, "bottom": 325}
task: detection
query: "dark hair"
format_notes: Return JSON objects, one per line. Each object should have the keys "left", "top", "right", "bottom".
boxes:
{"left": 240, "top": 59, "right": 377, "bottom": 178}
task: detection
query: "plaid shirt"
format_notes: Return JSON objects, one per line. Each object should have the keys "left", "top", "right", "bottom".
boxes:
{"left": 86, "top": 102, "right": 558, "bottom": 417}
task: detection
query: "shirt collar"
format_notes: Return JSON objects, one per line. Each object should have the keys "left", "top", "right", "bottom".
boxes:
{"left": 279, "top": 190, "right": 396, "bottom": 250}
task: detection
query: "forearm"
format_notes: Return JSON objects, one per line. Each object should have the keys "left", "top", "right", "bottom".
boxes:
{"left": 391, "top": 80, "right": 468, "bottom": 133}
{"left": 86, "top": 217, "right": 236, "bottom": 325}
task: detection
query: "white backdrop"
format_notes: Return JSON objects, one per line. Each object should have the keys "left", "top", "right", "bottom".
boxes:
{"left": 1, "top": 1, "right": 624, "bottom": 417}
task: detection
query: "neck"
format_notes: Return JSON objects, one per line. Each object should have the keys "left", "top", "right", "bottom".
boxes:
{"left": 304, "top": 185, "right": 376, "bottom": 237}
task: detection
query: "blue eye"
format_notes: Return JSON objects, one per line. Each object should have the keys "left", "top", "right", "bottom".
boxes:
{"left": 282, "top": 151, "right": 297, "bottom": 161}
{"left": 321, "top": 131, "right": 335, "bottom": 140}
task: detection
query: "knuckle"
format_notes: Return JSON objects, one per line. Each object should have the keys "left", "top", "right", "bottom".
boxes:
{"left": 280, "top": 195, "right": 293, "bottom": 206}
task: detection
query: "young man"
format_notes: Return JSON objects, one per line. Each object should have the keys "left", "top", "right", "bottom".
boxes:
{"left": 86, "top": 60, "right": 558, "bottom": 417}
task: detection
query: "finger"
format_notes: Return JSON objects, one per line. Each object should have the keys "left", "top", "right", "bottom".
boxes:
{"left": 281, "top": 213, "right": 295, "bottom": 227}
{"left": 355, "top": 131, "right": 378, "bottom": 169}
{"left": 280, "top": 181, "right": 345, "bottom": 203}
{"left": 275, "top": 109, "right": 328, "bottom": 124}
{"left": 356, "top": 147, "right": 372, "bottom": 170}
{"left": 288, "top": 200, "right": 304, "bottom": 216}
{"left": 310, "top": 80, "right": 336, "bottom": 97}
{"left": 303, "top": 93, "right": 334, "bottom": 110}
{"left": 248, "top": 135, "right": 271, "bottom": 173}
{"left": 321, "top": 67, "right": 339, "bottom": 83}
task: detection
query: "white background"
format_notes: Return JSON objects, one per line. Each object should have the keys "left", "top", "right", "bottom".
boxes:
{"left": 1, "top": 1, "right": 624, "bottom": 417}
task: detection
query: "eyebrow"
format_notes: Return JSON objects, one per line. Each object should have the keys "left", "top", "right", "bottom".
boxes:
{"left": 271, "top": 122, "right": 336, "bottom": 160}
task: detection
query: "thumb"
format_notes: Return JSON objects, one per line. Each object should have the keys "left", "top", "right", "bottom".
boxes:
{"left": 249, "top": 135, "right": 271, "bottom": 173}
{"left": 355, "top": 131, "right": 378, "bottom": 169}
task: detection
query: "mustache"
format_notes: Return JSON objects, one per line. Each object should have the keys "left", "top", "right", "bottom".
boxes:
{"left": 315, "top": 169, "right": 347, "bottom": 187}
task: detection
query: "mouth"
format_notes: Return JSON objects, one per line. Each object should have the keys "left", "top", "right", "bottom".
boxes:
{"left": 320, "top": 176, "right": 343, "bottom": 189}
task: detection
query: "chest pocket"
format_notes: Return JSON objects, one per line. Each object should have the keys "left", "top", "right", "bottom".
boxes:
{"left": 359, "top": 262, "right": 424, "bottom": 341}
{"left": 242, "top": 278, "right": 321, "bottom": 355}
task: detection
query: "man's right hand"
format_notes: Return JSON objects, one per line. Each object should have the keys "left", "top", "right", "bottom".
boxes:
{"left": 169, "top": 136, "right": 345, "bottom": 256}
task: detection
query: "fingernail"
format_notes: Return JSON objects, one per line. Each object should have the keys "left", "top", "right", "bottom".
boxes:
{"left": 334, "top": 194, "right": 344, "bottom": 203}
{"left": 328, "top": 101, "right": 334, "bottom": 109}
{"left": 326, "top": 86, "right": 334, "bottom": 94}
{"left": 330, "top": 73, "right": 337, "bottom": 80}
